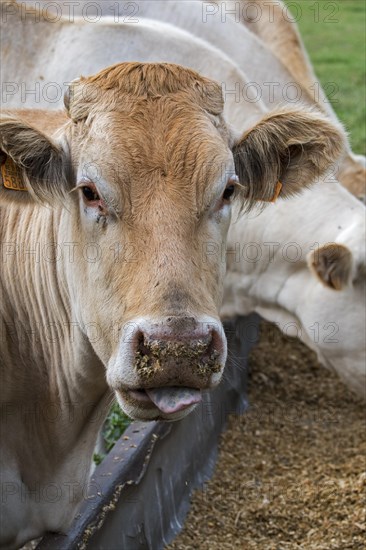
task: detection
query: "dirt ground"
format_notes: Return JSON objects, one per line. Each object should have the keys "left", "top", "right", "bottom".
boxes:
{"left": 167, "top": 321, "right": 366, "bottom": 550}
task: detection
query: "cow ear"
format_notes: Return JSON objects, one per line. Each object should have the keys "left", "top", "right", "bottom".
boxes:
{"left": 307, "top": 243, "right": 353, "bottom": 290}
{"left": 232, "top": 108, "right": 346, "bottom": 206}
{"left": 0, "top": 115, "right": 70, "bottom": 204}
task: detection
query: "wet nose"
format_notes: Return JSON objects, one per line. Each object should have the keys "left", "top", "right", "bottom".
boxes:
{"left": 129, "top": 316, "right": 227, "bottom": 389}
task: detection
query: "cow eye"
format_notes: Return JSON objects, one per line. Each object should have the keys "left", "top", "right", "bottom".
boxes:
{"left": 82, "top": 186, "right": 99, "bottom": 202}
{"left": 223, "top": 185, "right": 235, "bottom": 201}
{"left": 223, "top": 179, "right": 237, "bottom": 202}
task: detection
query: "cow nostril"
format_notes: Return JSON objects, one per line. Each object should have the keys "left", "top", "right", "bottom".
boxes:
{"left": 137, "top": 332, "right": 150, "bottom": 356}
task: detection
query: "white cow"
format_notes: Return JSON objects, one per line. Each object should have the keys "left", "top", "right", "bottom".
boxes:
{"left": 222, "top": 180, "right": 366, "bottom": 399}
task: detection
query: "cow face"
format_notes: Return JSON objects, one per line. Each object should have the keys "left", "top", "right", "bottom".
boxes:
{"left": 0, "top": 62, "right": 346, "bottom": 420}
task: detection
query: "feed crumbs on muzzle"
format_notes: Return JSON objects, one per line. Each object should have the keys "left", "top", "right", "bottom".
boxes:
{"left": 134, "top": 340, "right": 221, "bottom": 381}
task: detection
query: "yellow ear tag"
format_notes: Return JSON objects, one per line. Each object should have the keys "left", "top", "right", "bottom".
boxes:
{"left": 1, "top": 156, "right": 27, "bottom": 192}
{"left": 269, "top": 181, "right": 282, "bottom": 203}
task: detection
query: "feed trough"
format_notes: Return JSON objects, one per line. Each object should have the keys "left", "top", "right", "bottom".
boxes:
{"left": 36, "top": 315, "right": 259, "bottom": 549}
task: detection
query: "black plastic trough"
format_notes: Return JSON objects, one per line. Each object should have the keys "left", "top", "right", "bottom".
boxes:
{"left": 36, "top": 315, "right": 259, "bottom": 549}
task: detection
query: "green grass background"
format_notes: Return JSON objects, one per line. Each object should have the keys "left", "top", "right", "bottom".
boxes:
{"left": 285, "top": 0, "right": 365, "bottom": 153}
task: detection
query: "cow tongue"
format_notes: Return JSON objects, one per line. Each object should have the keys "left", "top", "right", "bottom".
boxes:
{"left": 145, "top": 387, "right": 202, "bottom": 414}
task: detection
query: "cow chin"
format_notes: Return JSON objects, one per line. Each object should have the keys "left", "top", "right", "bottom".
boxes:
{"left": 114, "top": 389, "right": 199, "bottom": 422}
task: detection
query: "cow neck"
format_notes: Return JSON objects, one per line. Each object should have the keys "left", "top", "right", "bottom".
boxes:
{"left": 0, "top": 202, "right": 110, "bottom": 447}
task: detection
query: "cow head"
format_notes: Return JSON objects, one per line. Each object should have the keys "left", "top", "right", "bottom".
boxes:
{"left": 0, "top": 62, "right": 346, "bottom": 420}
{"left": 304, "top": 239, "right": 366, "bottom": 398}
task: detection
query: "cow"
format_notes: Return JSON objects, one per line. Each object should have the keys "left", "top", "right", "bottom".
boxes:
{"left": 222, "top": 178, "right": 366, "bottom": 399}
{"left": 0, "top": 58, "right": 344, "bottom": 547}
{"left": 90, "top": 0, "right": 364, "bottom": 396}
{"left": 41, "top": 0, "right": 364, "bottom": 397}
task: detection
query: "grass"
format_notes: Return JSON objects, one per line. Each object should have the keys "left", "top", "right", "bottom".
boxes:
{"left": 285, "top": 0, "right": 366, "bottom": 153}
{"left": 94, "top": 403, "right": 131, "bottom": 465}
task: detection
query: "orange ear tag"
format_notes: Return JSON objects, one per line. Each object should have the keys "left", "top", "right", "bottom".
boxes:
{"left": 269, "top": 181, "right": 282, "bottom": 203}
{"left": 1, "top": 156, "right": 27, "bottom": 191}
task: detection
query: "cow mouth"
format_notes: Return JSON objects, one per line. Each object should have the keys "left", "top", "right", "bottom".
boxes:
{"left": 127, "top": 387, "right": 202, "bottom": 414}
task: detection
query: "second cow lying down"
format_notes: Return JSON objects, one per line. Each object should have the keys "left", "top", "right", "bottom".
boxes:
{"left": 223, "top": 180, "right": 366, "bottom": 399}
